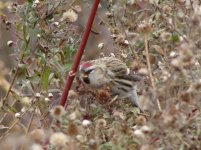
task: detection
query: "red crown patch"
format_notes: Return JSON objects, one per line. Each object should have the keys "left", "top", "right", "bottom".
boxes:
{"left": 80, "top": 61, "right": 92, "bottom": 69}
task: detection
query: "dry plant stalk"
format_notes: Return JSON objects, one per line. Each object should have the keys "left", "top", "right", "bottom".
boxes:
{"left": 144, "top": 33, "right": 162, "bottom": 112}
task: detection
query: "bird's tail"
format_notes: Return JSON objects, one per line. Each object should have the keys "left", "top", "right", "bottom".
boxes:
{"left": 129, "top": 87, "right": 144, "bottom": 113}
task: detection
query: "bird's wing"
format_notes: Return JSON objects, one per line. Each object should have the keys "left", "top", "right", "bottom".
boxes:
{"left": 117, "top": 74, "right": 142, "bottom": 82}
{"left": 102, "top": 57, "right": 129, "bottom": 76}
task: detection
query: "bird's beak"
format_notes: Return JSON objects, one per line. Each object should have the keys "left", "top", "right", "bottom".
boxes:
{"left": 80, "top": 73, "right": 90, "bottom": 84}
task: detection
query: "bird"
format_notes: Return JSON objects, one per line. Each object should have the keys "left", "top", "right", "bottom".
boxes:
{"left": 79, "top": 57, "right": 143, "bottom": 112}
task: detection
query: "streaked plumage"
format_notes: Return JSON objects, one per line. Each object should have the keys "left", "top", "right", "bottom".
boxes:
{"left": 79, "top": 57, "right": 143, "bottom": 112}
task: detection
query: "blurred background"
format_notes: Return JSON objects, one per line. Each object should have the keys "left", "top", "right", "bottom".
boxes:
{"left": 0, "top": 0, "right": 115, "bottom": 69}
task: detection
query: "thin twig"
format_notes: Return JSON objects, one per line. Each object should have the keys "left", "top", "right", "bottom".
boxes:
{"left": 20, "top": 108, "right": 35, "bottom": 150}
{"left": 154, "top": 3, "right": 189, "bottom": 43}
{"left": 1, "top": 52, "right": 25, "bottom": 111}
{"left": 0, "top": 49, "right": 26, "bottom": 123}
{"left": 0, "top": 105, "right": 32, "bottom": 141}
{"left": 144, "top": 33, "right": 162, "bottom": 112}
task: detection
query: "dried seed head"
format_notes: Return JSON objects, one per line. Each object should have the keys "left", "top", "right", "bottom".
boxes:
{"left": 82, "top": 119, "right": 92, "bottom": 127}
{"left": 163, "top": 5, "right": 172, "bottom": 14}
{"left": 7, "top": 40, "right": 13, "bottom": 47}
{"left": 124, "top": 40, "right": 129, "bottom": 45}
{"left": 169, "top": 51, "right": 177, "bottom": 58}
{"left": 191, "top": 14, "right": 200, "bottom": 26}
{"left": 50, "top": 105, "right": 65, "bottom": 119}
{"left": 89, "top": 139, "right": 98, "bottom": 150}
{"left": 171, "top": 58, "right": 182, "bottom": 71}
{"left": 96, "top": 89, "right": 110, "bottom": 104}
{"left": 138, "top": 68, "right": 148, "bottom": 75}
{"left": 113, "top": 111, "right": 125, "bottom": 120}
{"left": 61, "top": 9, "right": 78, "bottom": 22}
{"left": 179, "top": 92, "right": 191, "bottom": 103}
{"left": 133, "top": 129, "right": 145, "bottom": 138}
{"left": 15, "top": 112, "right": 21, "bottom": 118}
{"left": 21, "top": 107, "right": 26, "bottom": 113}
{"left": 73, "top": 5, "right": 82, "bottom": 13}
{"left": 48, "top": 92, "right": 53, "bottom": 98}
{"left": 163, "top": 114, "right": 174, "bottom": 126}
{"left": 109, "top": 53, "right": 115, "bottom": 57}
{"left": 141, "top": 125, "right": 152, "bottom": 134}
{"left": 68, "top": 90, "right": 78, "bottom": 100}
{"left": 96, "top": 118, "right": 107, "bottom": 129}
{"left": 193, "top": 80, "right": 201, "bottom": 90}
{"left": 137, "top": 22, "right": 152, "bottom": 33}
{"left": 44, "top": 97, "right": 50, "bottom": 102}
{"left": 34, "top": 0, "right": 40, "bottom": 4}
{"left": 67, "top": 123, "right": 78, "bottom": 136}
{"left": 30, "top": 144, "right": 43, "bottom": 150}
{"left": 109, "top": 27, "right": 120, "bottom": 34}
{"left": 29, "top": 129, "right": 46, "bottom": 143}
{"left": 35, "top": 93, "right": 41, "bottom": 98}
{"left": 76, "top": 134, "right": 86, "bottom": 143}
{"left": 68, "top": 112, "right": 77, "bottom": 120}
{"left": 37, "top": 34, "right": 41, "bottom": 38}
{"left": 115, "top": 34, "right": 125, "bottom": 43}
{"left": 179, "top": 43, "right": 193, "bottom": 63}
{"left": 105, "top": 11, "right": 113, "bottom": 18}
{"left": 50, "top": 132, "right": 69, "bottom": 147}
{"left": 131, "top": 60, "right": 141, "bottom": 72}
{"left": 140, "top": 145, "right": 153, "bottom": 150}
{"left": 135, "top": 116, "right": 147, "bottom": 126}
{"left": 98, "top": 43, "right": 104, "bottom": 49}
{"left": 21, "top": 97, "right": 32, "bottom": 107}
{"left": 121, "top": 53, "right": 127, "bottom": 59}
{"left": 160, "top": 32, "right": 171, "bottom": 42}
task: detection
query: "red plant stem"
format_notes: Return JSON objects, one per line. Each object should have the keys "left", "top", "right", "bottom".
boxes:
{"left": 60, "top": 0, "right": 100, "bottom": 107}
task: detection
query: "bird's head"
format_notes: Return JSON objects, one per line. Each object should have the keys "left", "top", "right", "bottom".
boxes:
{"left": 79, "top": 60, "right": 108, "bottom": 87}
{"left": 79, "top": 61, "right": 95, "bottom": 73}
{"left": 79, "top": 61, "right": 96, "bottom": 84}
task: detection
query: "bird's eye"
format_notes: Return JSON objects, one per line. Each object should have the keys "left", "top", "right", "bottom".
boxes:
{"left": 84, "top": 68, "right": 94, "bottom": 74}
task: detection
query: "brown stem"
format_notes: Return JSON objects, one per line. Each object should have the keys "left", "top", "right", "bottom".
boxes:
{"left": 0, "top": 105, "right": 32, "bottom": 141}
{"left": 144, "top": 33, "right": 162, "bottom": 112}
{"left": 20, "top": 109, "right": 35, "bottom": 150}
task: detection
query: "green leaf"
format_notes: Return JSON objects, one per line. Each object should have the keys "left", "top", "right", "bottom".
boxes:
{"left": 41, "top": 67, "right": 50, "bottom": 91}
{"left": 171, "top": 33, "right": 180, "bottom": 43}
{"left": 23, "top": 25, "right": 27, "bottom": 41}
{"left": 26, "top": 74, "right": 40, "bottom": 84}
{"left": 35, "top": 52, "right": 46, "bottom": 63}
{"left": 100, "top": 142, "right": 121, "bottom": 150}
{"left": 65, "top": 45, "right": 76, "bottom": 58}
{"left": 27, "top": 0, "right": 33, "bottom": 5}
{"left": 179, "top": 144, "right": 184, "bottom": 150}
{"left": 16, "top": 21, "right": 21, "bottom": 33}
{"left": 64, "top": 62, "right": 73, "bottom": 72}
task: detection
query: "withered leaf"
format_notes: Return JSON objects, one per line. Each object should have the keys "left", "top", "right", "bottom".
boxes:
{"left": 151, "top": 45, "right": 165, "bottom": 56}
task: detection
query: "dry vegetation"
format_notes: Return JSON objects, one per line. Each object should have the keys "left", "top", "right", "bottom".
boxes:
{"left": 0, "top": 0, "right": 201, "bottom": 149}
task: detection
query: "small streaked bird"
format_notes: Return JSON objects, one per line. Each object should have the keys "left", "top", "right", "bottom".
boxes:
{"left": 79, "top": 57, "right": 143, "bottom": 112}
